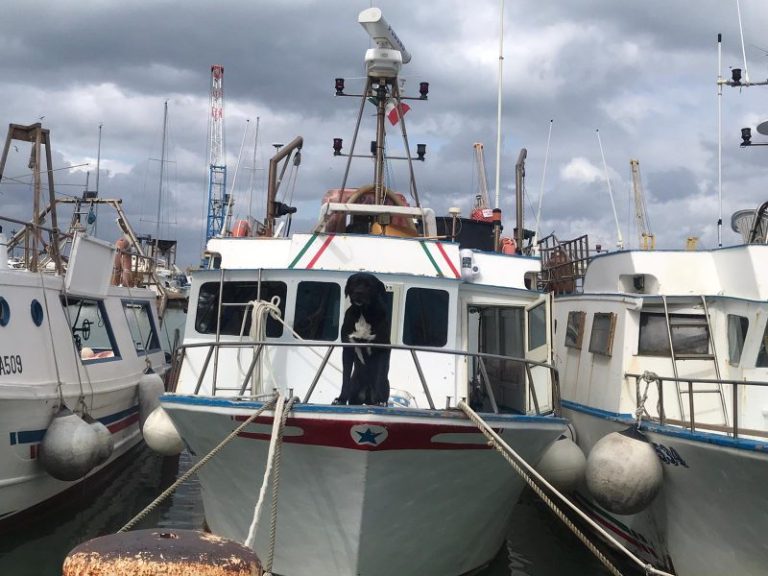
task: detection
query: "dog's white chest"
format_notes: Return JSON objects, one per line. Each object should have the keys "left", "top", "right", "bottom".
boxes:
{"left": 350, "top": 315, "right": 375, "bottom": 342}
{"left": 350, "top": 315, "right": 375, "bottom": 364}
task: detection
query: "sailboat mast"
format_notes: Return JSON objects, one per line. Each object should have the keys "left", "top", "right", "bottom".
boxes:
{"left": 156, "top": 101, "right": 168, "bottom": 250}
{"left": 494, "top": 0, "right": 505, "bottom": 210}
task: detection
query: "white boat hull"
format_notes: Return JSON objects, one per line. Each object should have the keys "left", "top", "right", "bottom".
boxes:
{"left": 564, "top": 402, "right": 768, "bottom": 576}
{"left": 164, "top": 396, "right": 567, "bottom": 576}
{"left": 0, "top": 384, "right": 142, "bottom": 524}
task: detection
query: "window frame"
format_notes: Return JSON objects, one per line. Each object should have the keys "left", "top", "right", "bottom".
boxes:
{"left": 292, "top": 280, "right": 341, "bottom": 342}
{"left": 195, "top": 280, "right": 287, "bottom": 338}
{"left": 638, "top": 312, "right": 709, "bottom": 357}
{"left": 61, "top": 296, "right": 121, "bottom": 363}
{"left": 564, "top": 310, "right": 586, "bottom": 350}
{"left": 122, "top": 299, "right": 162, "bottom": 356}
{"left": 589, "top": 312, "right": 617, "bottom": 357}
{"left": 402, "top": 286, "right": 449, "bottom": 348}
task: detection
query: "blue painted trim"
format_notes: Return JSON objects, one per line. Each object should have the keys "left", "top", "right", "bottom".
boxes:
{"left": 8, "top": 405, "right": 139, "bottom": 446}
{"left": 162, "top": 395, "right": 567, "bottom": 426}
{"left": 98, "top": 405, "right": 139, "bottom": 426}
{"left": 562, "top": 399, "right": 768, "bottom": 452}
{"left": 15, "top": 429, "right": 46, "bottom": 444}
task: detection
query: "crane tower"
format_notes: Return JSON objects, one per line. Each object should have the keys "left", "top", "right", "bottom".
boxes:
{"left": 206, "top": 64, "right": 227, "bottom": 242}
{"left": 630, "top": 159, "right": 655, "bottom": 250}
{"left": 471, "top": 143, "right": 493, "bottom": 222}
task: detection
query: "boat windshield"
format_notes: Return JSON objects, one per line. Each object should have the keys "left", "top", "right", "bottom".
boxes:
{"left": 758, "top": 319, "right": 768, "bottom": 368}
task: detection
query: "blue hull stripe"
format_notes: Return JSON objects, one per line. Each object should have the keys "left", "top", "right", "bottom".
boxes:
{"left": 562, "top": 399, "right": 768, "bottom": 453}
{"left": 8, "top": 404, "right": 140, "bottom": 446}
{"left": 162, "top": 394, "right": 567, "bottom": 426}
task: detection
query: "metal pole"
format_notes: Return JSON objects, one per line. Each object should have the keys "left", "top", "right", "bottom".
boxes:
{"left": 494, "top": 0, "right": 505, "bottom": 209}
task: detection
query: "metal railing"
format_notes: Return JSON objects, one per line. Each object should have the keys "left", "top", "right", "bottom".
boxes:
{"left": 629, "top": 371, "right": 768, "bottom": 439}
{"left": 168, "top": 340, "right": 562, "bottom": 416}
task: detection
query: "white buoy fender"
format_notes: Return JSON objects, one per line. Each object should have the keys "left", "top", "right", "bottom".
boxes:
{"left": 83, "top": 415, "right": 115, "bottom": 466}
{"left": 585, "top": 428, "right": 663, "bottom": 515}
{"left": 535, "top": 434, "right": 587, "bottom": 493}
{"left": 40, "top": 408, "right": 99, "bottom": 481}
{"left": 143, "top": 406, "right": 184, "bottom": 456}
{"left": 138, "top": 372, "right": 165, "bottom": 429}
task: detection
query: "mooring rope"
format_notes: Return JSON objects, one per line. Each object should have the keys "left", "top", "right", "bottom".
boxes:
{"left": 266, "top": 395, "right": 297, "bottom": 575}
{"left": 244, "top": 393, "right": 286, "bottom": 548}
{"left": 243, "top": 393, "right": 298, "bottom": 576}
{"left": 457, "top": 401, "right": 674, "bottom": 576}
{"left": 118, "top": 395, "right": 279, "bottom": 533}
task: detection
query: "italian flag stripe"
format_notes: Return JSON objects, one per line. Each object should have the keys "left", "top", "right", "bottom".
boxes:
{"left": 306, "top": 234, "right": 336, "bottom": 269}
{"left": 419, "top": 241, "right": 444, "bottom": 277}
{"left": 288, "top": 233, "right": 320, "bottom": 269}
{"left": 435, "top": 242, "right": 460, "bottom": 278}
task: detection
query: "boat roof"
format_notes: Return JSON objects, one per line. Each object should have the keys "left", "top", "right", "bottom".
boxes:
{"left": 582, "top": 245, "right": 768, "bottom": 300}
{"left": 206, "top": 233, "right": 540, "bottom": 290}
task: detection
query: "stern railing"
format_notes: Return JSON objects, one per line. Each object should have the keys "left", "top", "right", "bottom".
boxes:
{"left": 629, "top": 371, "right": 768, "bottom": 439}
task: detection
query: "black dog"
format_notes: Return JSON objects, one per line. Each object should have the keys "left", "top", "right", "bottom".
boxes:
{"left": 334, "top": 272, "right": 391, "bottom": 405}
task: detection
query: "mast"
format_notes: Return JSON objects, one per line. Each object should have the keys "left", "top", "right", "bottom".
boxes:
{"left": 596, "top": 129, "right": 624, "bottom": 250}
{"left": 494, "top": 0, "right": 505, "bottom": 210}
{"left": 155, "top": 101, "right": 168, "bottom": 248}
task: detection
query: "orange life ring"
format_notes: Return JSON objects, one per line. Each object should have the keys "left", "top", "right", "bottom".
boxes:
{"left": 231, "top": 219, "right": 251, "bottom": 237}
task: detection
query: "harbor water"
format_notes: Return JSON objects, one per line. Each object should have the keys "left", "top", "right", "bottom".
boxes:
{"left": 0, "top": 445, "right": 618, "bottom": 575}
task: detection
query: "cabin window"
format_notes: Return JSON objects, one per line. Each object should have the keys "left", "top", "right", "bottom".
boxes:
{"left": 61, "top": 297, "right": 120, "bottom": 362}
{"left": 727, "top": 315, "right": 749, "bottom": 366}
{"left": 403, "top": 288, "right": 449, "bottom": 347}
{"left": 758, "top": 321, "right": 768, "bottom": 368}
{"left": 30, "top": 300, "right": 44, "bottom": 327}
{"left": 565, "top": 311, "right": 586, "bottom": 349}
{"left": 527, "top": 302, "right": 547, "bottom": 351}
{"left": 195, "top": 281, "right": 287, "bottom": 337}
{"left": 472, "top": 306, "right": 525, "bottom": 413}
{"left": 0, "top": 297, "right": 9, "bottom": 327}
{"left": 293, "top": 281, "right": 340, "bottom": 341}
{"left": 589, "top": 312, "right": 616, "bottom": 356}
{"left": 638, "top": 313, "right": 709, "bottom": 356}
{"left": 122, "top": 300, "right": 161, "bottom": 355}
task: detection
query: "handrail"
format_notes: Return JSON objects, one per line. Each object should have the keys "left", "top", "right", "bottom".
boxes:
{"left": 627, "top": 372, "right": 768, "bottom": 439}
{"left": 173, "top": 339, "right": 561, "bottom": 417}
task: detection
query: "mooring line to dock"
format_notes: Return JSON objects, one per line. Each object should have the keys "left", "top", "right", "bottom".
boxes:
{"left": 243, "top": 393, "right": 297, "bottom": 571}
{"left": 457, "top": 401, "right": 674, "bottom": 576}
{"left": 118, "top": 394, "right": 279, "bottom": 533}
{"left": 266, "top": 396, "right": 296, "bottom": 575}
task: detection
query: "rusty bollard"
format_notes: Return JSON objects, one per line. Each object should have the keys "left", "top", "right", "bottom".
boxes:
{"left": 62, "top": 529, "right": 263, "bottom": 575}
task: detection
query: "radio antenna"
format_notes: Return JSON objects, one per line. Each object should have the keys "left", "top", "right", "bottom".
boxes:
{"left": 596, "top": 129, "right": 624, "bottom": 250}
{"left": 736, "top": 0, "right": 751, "bottom": 84}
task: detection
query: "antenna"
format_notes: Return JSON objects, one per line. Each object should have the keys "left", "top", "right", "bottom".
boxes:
{"left": 717, "top": 33, "right": 723, "bottom": 247}
{"left": 533, "top": 119, "right": 553, "bottom": 246}
{"left": 596, "top": 129, "right": 624, "bottom": 250}
{"left": 494, "top": 0, "right": 505, "bottom": 210}
{"left": 736, "top": 0, "right": 751, "bottom": 84}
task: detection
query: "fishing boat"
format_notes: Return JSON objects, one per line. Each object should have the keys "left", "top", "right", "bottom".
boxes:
{"left": 542, "top": 204, "right": 768, "bottom": 575}
{"left": 0, "top": 123, "right": 167, "bottom": 529}
{"left": 157, "top": 8, "right": 568, "bottom": 576}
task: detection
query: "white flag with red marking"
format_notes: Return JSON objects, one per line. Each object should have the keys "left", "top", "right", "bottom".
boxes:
{"left": 386, "top": 99, "right": 410, "bottom": 125}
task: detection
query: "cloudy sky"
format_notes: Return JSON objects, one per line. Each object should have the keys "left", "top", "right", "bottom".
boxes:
{"left": 1, "top": 0, "right": 767, "bottom": 268}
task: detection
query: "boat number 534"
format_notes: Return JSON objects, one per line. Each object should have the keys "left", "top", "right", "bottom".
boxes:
{"left": 0, "top": 355, "right": 23, "bottom": 375}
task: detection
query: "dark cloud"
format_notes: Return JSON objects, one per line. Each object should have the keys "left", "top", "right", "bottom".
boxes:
{"left": 2, "top": 0, "right": 767, "bottom": 267}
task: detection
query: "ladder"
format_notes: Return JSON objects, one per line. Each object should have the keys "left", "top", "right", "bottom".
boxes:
{"left": 661, "top": 295, "right": 728, "bottom": 427}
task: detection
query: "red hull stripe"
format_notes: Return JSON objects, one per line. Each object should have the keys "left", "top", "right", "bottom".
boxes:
{"left": 107, "top": 413, "right": 140, "bottom": 434}
{"left": 435, "top": 242, "right": 460, "bottom": 278}
{"left": 306, "top": 234, "right": 336, "bottom": 269}
{"left": 233, "top": 414, "right": 496, "bottom": 451}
